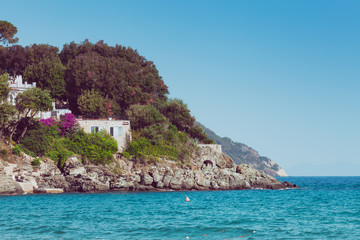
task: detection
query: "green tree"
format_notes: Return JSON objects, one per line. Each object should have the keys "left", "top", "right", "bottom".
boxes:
{"left": 10, "top": 88, "right": 53, "bottom": 142}
{"left": 0, "top": 74, "right": 16, "bottom": 146}
{"left": 0, "top": 21, "right": 18, "bottom": 45}
{"left": 0, "top": 73, "right": 10, "bottom": 100}
{"left": 23, "top": 44, "right": 66, "bottom": 99}
{"left": 0, "top": 45, "right": 27, "bottom": 79}
{"left": 158, "top": 99, "right": 195, "bottom": 132}
{"left": 126, "top": 104, "right": 166, "bottom": 130}
{"left": 25, "top": 44, "right": 59, "bottom": 64}
{"left": 77, "top": 89, "right": 108, "bottom": 117}
{"left": 61, "top": 40, "right": 168, "bottom": 114}
{"left": 23, "top": 57, "right": 66, "bottom": 99}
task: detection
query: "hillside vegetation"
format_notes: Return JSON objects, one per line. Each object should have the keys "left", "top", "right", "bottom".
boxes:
{"left": 0, "top": 21, "right": 213, "bottom": 165}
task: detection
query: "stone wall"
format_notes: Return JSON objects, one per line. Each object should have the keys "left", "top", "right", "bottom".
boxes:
{"left": 197, "top": 144, "right": 222, "bottom": 153}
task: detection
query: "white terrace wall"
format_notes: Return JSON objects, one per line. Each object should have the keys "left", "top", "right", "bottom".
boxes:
{"left": 197, "top": 144, "right": 222, "bottom": 153}
{"left": 77, "top": 119, "right": 132, "bottom": 152}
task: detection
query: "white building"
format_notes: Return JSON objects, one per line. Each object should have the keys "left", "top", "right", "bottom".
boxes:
{"left": 7, "top": 75, "right": 56, "bottom": 118}
{"left": 8, "top": 75, "right": 132, "bottom": 152}
{"left": 8, "top": 75, "right": 37, "bottom": 105}
{"left": 77, "top": 118, "right": 132, "bottom": 152}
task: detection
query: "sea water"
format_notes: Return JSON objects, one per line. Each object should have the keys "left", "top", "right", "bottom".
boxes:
{"left": 0, "top": 177, "right": 359, "bottom": 239}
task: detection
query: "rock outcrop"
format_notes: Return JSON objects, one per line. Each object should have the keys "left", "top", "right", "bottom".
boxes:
{"left": 200, "top": 123, "right": 289, "bottom": 177}
{"left": 0, "top": 160, "right": 23, "bottom": 194}
{"left": 0, "top": 145, "right": 297, "bottom": 195}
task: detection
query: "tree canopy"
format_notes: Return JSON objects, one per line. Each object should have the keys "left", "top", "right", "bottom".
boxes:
{"left": 77, "top": 89, "right": 109, "bottom": 117}
{"left": 0, "top": 21, "right": 18, "bottom": 45}
{"left": 0, "top": 36, "right": 214, "bottom": 162}
{"left": 61, "top": 41, "right": 168, "bottom": 115}
{"left": 0, "top": 73, "right": 11, "bottom": 101}
{"left": 15, "top": 87, "right": 53, "bottom": 118}
{"left": 23, "top": 44, "right": 66, "bottom": 99}
{"left": 0, "top": 74, "right": 16, "bottom": 144}
{"left": 0, "top": 45, "right": 27, "bottom": 79}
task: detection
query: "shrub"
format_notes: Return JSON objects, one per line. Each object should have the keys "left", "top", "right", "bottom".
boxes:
{"left": 0, "top": 149, "right": 7, "bottom": 156}
{"left": 20, "top": 123, "right": 54, "bottom": 156}
{"left": 31, "top": 158, "right": 41, "bottom": 167}
{"left": 12, "top": 145, "right": 21, "bottom": 156}
{"left": 122, "top": 151, "right": 131, "bottom": 159}
{"left": 126, "top": 104, "right": 166, "bottom": 130}
{"left": 47, "top": 148, "right": 73, "bottom": 168}
{"left": 46, "top": 138, "right": 73, "bottom": 167}
{"left": 64, "top": 129, "right": 118, "bottom": 164}
{"left": 40, "top": 118, "right": 57, "bottom": 127}
{"left": 126, "top": 137, "right": 179, "bottom": 161}
{"left": 58, "top": 113, "right": 79, "bottom": 137}
{"left": 17, "top": 144, "right": 36, "bottom": 157}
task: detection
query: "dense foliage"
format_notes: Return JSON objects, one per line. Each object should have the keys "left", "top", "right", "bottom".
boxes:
{"left": 24, "top": 50, "right": 66, "bottom": 99}
{"left": 64, "top": 129, "right": 118, "bottom": 164}
{"left": 0, "top": 21, "right": 214, "bottom": 165}
{"left": 0, "top": 21, "right": 18, "bottom": 45}
{"left": 60, "top": 40, "right": 168, "bottom": 115}
{"left": 0, "top": 74, "right": 16, "bottom": 145}
{"left": 19, "top": 116, "right": 117, "bottom": 166}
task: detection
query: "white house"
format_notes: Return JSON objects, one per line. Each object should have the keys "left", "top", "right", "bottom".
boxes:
{"left": 8, "top": 75, "right": 37, "bottom": 105}
{"left": 76, "top": 118, "right": 132, "bottom": 152}
{"left": 7, "top": 75, "right": 56, "bottom": 118}
{"left": 8, "top": 75, "right": 132, "bottom": 152}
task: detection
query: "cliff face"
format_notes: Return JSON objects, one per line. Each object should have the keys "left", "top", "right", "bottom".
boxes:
{"left": 0, "top": 146, "right": 296, "bottom": 195}
{"left": 200, "top": 124, "right": 288, "bottom": 177}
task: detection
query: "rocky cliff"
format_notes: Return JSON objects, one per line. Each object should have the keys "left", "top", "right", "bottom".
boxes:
{"left": 200, "top": 124, "right": 288, "bottom": 177}
{"left": 0, "top": 145, "right": 296, "bottom": 195}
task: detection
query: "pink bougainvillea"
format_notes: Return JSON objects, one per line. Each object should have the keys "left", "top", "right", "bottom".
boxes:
{"left": 59, "top": 113, "right": 78, "bottom": 136}
{"left": 40, "top": 113, "right": 78, "bottom": 137}
{"left": 40, "top": 118, "right": 58, "bottom": 127}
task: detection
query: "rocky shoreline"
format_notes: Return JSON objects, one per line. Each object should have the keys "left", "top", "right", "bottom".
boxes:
{"left": 0, "top": 145, "right": 297, "bottom": 195}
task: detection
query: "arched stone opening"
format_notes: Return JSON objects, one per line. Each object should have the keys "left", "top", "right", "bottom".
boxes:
{"left": 203, "top": 160, "right": 213, "bottom": 168}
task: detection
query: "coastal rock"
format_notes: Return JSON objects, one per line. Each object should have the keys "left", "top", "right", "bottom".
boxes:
{"left": 194, "top": 171, "right": 211, "bottom": 189}
{"left": 162, "top": 170, "right": 174, "bottom": 188}
{"left": 62, "top": 157, "right": 111, "bottom": 192}
{"left": 63, "top": 156, "right": 86, "bottom": 176}
{"left": 141, "top": 173, "right": 153, "bottom": 186}
{"left": 36, "top": 160, "right": 69, "bottom": 190}
{"left": 169, "top": 169, "right": 184, "bottom": 190}
{"left": 0, "top": 172, "right": 23, "bottom": 194}
{"left": 0, "top": 145, "right": 297, "bottom": 195}
{"left": 201, "top": 125, "right": 289, "bottom": 177}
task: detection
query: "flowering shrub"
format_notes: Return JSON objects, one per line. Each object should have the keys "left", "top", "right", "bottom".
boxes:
{"left": 39, "top": 118, "right": 57, "bottom": 127}
{"left": 58, "top": 113, "right": 78, "bottom": 136}
{"left": 40, "top": 113, "right": 78, "bottom": 137}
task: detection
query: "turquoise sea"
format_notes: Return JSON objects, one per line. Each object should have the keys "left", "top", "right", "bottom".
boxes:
{"left": 0, "top": 177, "right": 359, "bottom": 239}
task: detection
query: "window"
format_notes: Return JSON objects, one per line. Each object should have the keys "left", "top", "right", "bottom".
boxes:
{"left": 91, "top": 126, "right": 98, "bottom": 133}
{"left": 110, "top": 126, "right": 122, "bottom": 137}
{"left": 91, "top": 126, "right": 104, "bottom": 133}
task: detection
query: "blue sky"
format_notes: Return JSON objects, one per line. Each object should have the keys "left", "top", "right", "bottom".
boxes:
{"left": 2, "top": 0, "right": 359, "bottom": 176}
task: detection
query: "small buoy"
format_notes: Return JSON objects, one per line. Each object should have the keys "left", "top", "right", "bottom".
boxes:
{"left": 185, "top": 237, "right": 189, "bottom": 239}
{"left": 185, "top": 196, "right": 190, "bottom": 202}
